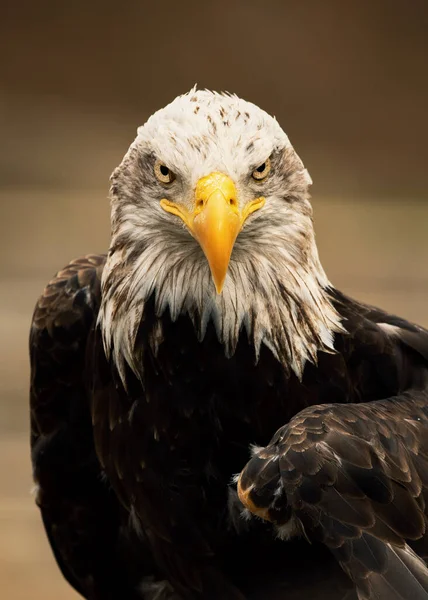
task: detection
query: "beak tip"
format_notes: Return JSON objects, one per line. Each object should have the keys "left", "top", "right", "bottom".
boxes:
{"left": 213, "top": 273, "right": 226, "bottom": 294}
{"left": 215, "top": 282, "right": 225, "bottom": 295}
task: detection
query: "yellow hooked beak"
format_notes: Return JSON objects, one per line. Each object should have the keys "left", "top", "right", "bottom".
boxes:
{"left": 160, "top": 172, "right": 265, "bottom": 293}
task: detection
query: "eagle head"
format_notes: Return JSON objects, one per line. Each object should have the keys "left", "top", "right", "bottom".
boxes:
{"left": 99, "top": 89, "right": 343, "bottom": 382}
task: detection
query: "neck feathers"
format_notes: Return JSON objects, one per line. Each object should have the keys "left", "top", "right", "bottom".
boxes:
{"left": 99, "top": 215, "right": 344, "bottom": 385}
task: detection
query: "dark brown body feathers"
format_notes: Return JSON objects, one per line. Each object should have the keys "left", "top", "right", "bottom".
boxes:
{"left": 30, "top": 255, "right": 428, "bottom": 599}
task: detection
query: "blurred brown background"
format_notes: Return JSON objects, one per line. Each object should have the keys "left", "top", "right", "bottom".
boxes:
{"left": 1, "top": 1, "right": 428, "bottom": 598}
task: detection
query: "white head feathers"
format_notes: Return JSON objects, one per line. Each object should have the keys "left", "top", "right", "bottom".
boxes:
{"left": 138, "top": 88, "right": 294, "bottom": 188}
{"left": 99, "top": 88, "right": 343, "bottom": 384}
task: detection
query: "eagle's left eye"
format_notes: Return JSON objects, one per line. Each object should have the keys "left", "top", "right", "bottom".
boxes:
{"left": 154, "top": 160, "right": 176, "bottom": 184}
{"left": 252, "top": 158, "right": 271, "bottom": 181}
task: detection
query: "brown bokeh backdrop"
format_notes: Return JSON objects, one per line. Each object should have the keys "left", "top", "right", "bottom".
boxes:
{"left": 2, "top": 1, "right": 428, "bottom": 197}
{"left": 1, "top": 2, "right": 428, "bottom": 598}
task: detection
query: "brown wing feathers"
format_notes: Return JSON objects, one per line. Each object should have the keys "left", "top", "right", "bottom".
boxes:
{"left": 238, "top": 392, "right": 428, "bottom": 598}
{"left": 30, "top": 255, "right": 147, "bottom": 599}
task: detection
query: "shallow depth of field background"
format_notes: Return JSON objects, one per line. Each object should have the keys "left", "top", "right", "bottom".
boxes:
{"left": 1, "top": 1, "right": 428, "bottom": 598}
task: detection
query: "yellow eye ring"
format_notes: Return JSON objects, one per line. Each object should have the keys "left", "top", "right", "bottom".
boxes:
{"left": 252, "top": 158, "right": 271, "bottom": 181}
{"left": 154, "top": 160, "right": 176, "bottom": 184}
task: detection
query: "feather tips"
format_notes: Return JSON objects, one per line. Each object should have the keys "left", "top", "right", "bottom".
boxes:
{"left": 238, "top": 392, "right": 428, "bottom": 598}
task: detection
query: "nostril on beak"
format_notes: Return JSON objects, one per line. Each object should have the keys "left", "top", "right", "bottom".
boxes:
{"left": 229, "top": 198, "right": 237, "bottom": 206}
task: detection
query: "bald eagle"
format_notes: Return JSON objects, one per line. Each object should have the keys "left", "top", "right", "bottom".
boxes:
{"left": 30, "top": 90, "right": 428, "bottom": 600}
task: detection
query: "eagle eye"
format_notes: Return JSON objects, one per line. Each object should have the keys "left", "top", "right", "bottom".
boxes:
{"left": 154, "top": 160, "right": 176, "bottom": 184}
{"left": 252, "top": 158, "right": 271, "bottom": 181}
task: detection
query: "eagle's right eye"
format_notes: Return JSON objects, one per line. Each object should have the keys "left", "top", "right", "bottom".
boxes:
{"left": 154, "top": 160, "right": 176, "bottom": 184}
